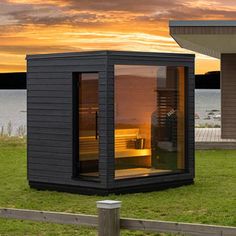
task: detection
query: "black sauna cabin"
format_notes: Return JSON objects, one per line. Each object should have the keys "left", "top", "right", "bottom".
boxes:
{"left": 26, "top": 50, "right": 195, "bottom": 195}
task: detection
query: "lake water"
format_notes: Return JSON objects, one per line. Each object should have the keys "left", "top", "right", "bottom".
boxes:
{"left": 0, "top": 90, "right": 26, "bottom": 135}
{"left": 0, "top": 89, "right": 221, "bottom": 135}
{"left": 195, "top": 89, "right": 221, "bottom": 127}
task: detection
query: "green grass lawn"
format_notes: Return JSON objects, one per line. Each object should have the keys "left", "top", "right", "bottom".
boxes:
{"left": 0, "top": 138, "right": 235, "bottom": 235}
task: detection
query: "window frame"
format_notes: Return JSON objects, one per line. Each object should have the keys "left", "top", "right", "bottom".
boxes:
{"left": 113, "top": 64, "right": 189, "bottom": 181}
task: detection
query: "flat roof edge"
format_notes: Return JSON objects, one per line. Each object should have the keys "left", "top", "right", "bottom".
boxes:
{"left": 26, "top": 50, "right": 195, "bottom": 60}
{"left": 169, "top": 20, "right": 236, "bottom": 27}
{"left": 26, "top": 50, "right": 109, "bottom": 60}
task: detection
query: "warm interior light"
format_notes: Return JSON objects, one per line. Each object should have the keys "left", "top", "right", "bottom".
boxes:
{"left": 114, "top": 65, "right": 186, "bottom": 179}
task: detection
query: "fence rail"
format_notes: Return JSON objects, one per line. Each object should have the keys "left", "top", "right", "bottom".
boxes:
{"left": 0, "top": 208, "right": 97, "bottom": 226}
{"left": 120, "top": 218, "right": 236, "bottom": 236}
{"left": 1, "top": 202, "right": 236, "bottom": 236}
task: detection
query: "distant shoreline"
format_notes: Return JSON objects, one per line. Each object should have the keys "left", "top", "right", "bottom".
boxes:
{"left": 195, "top": 71, "right": 220, "bottom": 89}
{"left": 0, "top": 71, "right": 220, "bottom": 90}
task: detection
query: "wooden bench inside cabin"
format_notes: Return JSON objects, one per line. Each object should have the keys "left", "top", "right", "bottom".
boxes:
{"left": 79, "top": 128, "right": 151, "bottom": 161}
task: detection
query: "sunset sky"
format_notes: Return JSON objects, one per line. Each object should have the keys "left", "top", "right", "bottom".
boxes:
{"left": 1, "top": 0, "right": 235, "bottom": 74}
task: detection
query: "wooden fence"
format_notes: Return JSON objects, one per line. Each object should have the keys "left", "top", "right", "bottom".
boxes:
{"left": 0, "top": 200, "right": 235, "bottom": 236}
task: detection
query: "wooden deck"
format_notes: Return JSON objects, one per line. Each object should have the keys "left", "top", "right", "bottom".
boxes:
{"left": 195, "top": 128, "right": 236, "bottom": 149}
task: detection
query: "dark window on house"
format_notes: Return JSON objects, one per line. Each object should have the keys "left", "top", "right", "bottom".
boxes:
{"left": 114, "top": 65, "right": 186, "bottom": 179}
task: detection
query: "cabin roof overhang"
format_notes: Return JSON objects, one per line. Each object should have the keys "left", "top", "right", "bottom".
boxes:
{"left": 169, "top": 20, "right": 236, "bottom": 58}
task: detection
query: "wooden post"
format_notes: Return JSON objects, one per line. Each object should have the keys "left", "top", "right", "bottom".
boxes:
{"left": 96, "top": 200, "right": 121, "bottom": 236}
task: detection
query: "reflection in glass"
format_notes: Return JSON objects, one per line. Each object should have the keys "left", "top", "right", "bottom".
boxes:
{"left": 114, "top": 65, "right": 185, "bottom": 179}
{"left": 77, "top": 73, "right": 99, "bottom": 178}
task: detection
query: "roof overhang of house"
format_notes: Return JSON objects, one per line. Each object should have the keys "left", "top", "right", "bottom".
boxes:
{"left": 169, "top": 20, "right": 236, "bottom": 59}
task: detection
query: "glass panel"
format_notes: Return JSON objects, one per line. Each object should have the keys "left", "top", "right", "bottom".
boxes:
{"left": 78, "top": 73, "right": 99, "bottom": 178}
{"left": 114, "top": 65, "right": 185, "bottom": 179}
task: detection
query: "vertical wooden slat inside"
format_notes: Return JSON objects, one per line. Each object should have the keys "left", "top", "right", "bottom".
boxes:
{"left": 177, "top": 67, "right": 185, "bottom": 169}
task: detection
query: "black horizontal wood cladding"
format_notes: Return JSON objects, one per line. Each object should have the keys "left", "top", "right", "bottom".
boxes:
{"left": 28, "top": 121, "right": 72, "bottom": 128}
{"left": 27, "top": 84, "right": 72, "bottom": 91}
{"left": 28, "top": 90, "right": 72, "bottom": 98}
{"left": 27, "top": 50, "right": 195, "bottom": 195}
{"left": 29, "top": 159, "right": 72, "bottom": 167}
{"left": 28, "top": 176, "right": 106, "bottom": 189}
{"left": 28, "top": 140, "right": 72, "bottom": 148}
{"left": 29, "top": 151, "right": 72, "bottom": 159}
{"left": 27, "top": 65, "right": 105, "bottom": 73}
{"left": 27, "top": 53, "right": 106, "bottom": 191}
{"left": 28, "top": 97, "right": 72, "bottom": 104}
{"left": 28, "top": 169, "right": 71, "bottom": 177}
{"left": 28, "top": 108, "right": 72, "bottom": 115}
{"left": 28, "top": 158, "right": 70, "bottom": 168}
{"left": 28, "top": 57, "right": 106, "bottom": 67}
{"left": 28, "top": 79, "right": 72, "bottom": 85}
{"left": 28, "top": 116, "right": 72, "bottom": 123}
{"left": 29, "top": 163, "right": 72, "bottom": 172}
{"left": 28, "top": 130, "right": 71, "bottom": 139}
{"left": 27, "top": 72, "right": 72, "bottom": 79}
{"left": 28, "top": 103, "right": 72, "bottom": 110}
{"left": 28, "top": 144, "right": 71, "bottom": 152}
{"left": 29, "top": 133, "right": 72, "bottom": 141}
{"left": 28, "top": 127, "right": 71, "bottom": 135}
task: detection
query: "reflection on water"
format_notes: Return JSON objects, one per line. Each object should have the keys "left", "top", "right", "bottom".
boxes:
{"left": 195, "top": 89, "right": 221, "bottom": 127}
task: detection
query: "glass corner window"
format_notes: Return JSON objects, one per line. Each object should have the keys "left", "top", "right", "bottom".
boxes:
{"left": 114, "top": 65, "right": 186, "bottom": 179}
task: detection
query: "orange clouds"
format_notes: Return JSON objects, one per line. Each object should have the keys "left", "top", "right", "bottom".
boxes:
{"left": 0, "top": 0, "right": 235, "bottom": 73}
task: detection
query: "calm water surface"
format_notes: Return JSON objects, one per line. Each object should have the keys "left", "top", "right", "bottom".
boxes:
{"left": 0, "top": 89, "right": 221, "bottom": 135}
{"left": 0, "top": 90, "right": 26, "bottom": 135}
{"left": 195, "top": 89, "right": 221, "bottom": 127}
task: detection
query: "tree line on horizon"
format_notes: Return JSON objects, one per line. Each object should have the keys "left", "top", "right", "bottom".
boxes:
{"left": 195, "top": 71, "right": 220, "bottom": 89}
{"left": 0, "top": 71, "right": 220, "bottom": 89}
